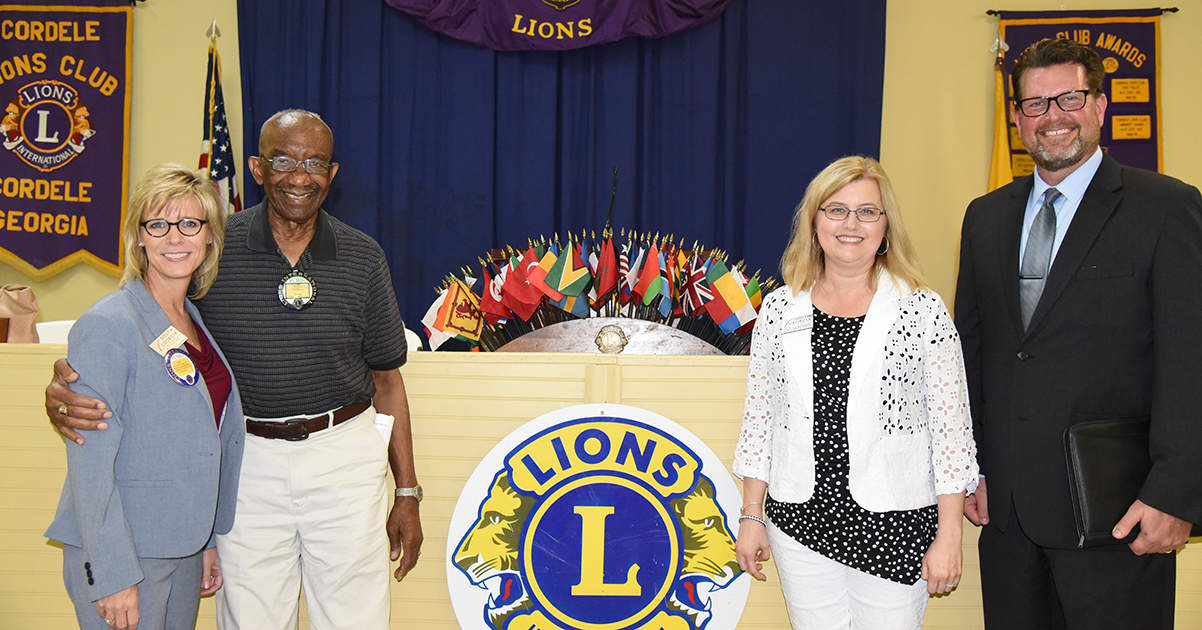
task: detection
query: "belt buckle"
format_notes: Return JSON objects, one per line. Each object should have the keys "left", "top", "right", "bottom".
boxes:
{"left": 283, "top": 418, "right": 310, "bottom": 441}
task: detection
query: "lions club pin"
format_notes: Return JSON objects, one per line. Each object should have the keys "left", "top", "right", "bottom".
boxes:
{"left": 278, "top": 269, "right": 316, "bottom": 310}
{"left": 164, "top": 348, "right": 198, "bottom": 386}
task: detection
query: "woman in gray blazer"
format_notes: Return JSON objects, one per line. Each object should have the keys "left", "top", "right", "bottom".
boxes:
{"left": 45, "top": 165, "right": 245, "bottom": 630}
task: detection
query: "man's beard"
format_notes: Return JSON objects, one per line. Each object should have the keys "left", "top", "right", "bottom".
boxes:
{"left": 1029, "top": 126, "right": 1095, "bottom": 172}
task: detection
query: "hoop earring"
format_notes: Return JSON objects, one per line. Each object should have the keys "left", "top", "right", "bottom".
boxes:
{"left": 876, "top": 236, "right": 889, "bottom": 256}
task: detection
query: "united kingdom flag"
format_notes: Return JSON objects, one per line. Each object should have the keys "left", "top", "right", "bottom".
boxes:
{"left": 198, "top": 42, "right": 241, "bottom": 214}
{"left": 682, "top": 253, "right": 713, "bottom": 316}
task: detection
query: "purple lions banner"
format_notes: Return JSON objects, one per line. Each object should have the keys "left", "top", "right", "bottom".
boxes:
{"left": 386, "top": 0, "right": 733, "bottom": 51}
{"left": 0, "top": 0, "right": 131, "bottom": 279}
{"left": 997, "top": 9, "right": 1162, "bottom": 180}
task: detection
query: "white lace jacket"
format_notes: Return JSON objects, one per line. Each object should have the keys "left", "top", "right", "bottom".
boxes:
{"left": 733, "top": 273, "right": 979, "bottom": 511}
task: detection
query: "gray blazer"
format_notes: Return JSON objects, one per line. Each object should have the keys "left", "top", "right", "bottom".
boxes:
{"left": 45, "top": 279, "right": 245, "bottom": 601}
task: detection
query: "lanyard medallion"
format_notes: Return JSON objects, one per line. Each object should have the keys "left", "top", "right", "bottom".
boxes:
{"left": 278, "top": 269, "right": 317, "bottom": 310}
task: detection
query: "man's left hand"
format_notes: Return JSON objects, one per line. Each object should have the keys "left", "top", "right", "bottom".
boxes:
{"left": 1112, "top": 499, "right": 1192, "bottom": 555}
{"left": 388, "top": 497, "right": 423, "bottom": 581}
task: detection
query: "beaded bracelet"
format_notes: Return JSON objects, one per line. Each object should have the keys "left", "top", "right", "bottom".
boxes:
{"left": 738, "top": 514, "right": 768, "bottom": 527}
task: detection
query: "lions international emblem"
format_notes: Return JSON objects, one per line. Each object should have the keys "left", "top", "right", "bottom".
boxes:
{"left": 447, "top": 404, "right": 749, "bottom": 630}
{"left": 2, "top": 80, "right": 96, "bottom": 172}
{"left": 541, "top": 0, "right": 582, "bottom": 10}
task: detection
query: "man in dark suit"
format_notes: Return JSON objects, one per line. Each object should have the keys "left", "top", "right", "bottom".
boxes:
{"left": 954, "top": 37, "right": 1202, "bottom": 629}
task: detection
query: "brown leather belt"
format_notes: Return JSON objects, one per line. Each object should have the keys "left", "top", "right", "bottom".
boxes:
{"left": 245, "top": 401, "right": 371, "bottom": 441}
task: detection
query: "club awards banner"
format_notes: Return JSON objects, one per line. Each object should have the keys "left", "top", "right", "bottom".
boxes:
{"left": 386, "top": 0, "right": 732, "bottom": 51}
{"left": 447, "top": 403, "right": 749, "bottom": 630}
{"left": 997, "top": 9, "right": 1162, "bottom": 177}
{"left": 0, "top": 0, "right": 131, "bottom": 279}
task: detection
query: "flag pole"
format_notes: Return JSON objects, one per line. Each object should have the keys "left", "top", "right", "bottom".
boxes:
{"left": 986, "top": 28, "right": 1013, "bottom": 192}
{"left": 198, "top": 22, "right": 242, "bottom": 213}
{"left": 604, "top": 166, "right": 617, "bottom": 239}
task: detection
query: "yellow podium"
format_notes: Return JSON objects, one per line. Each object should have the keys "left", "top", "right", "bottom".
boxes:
{"left": 2, "top": 346, "right": 1198, "bottom": 628}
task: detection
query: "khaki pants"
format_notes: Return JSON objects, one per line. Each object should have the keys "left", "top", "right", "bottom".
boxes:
{"left": 216, "top": 409, "right": 390, "bottom": 629}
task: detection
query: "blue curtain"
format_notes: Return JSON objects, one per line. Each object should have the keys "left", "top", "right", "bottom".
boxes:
{"left": 236, "top": 1, "right": 886, "bottom": 331}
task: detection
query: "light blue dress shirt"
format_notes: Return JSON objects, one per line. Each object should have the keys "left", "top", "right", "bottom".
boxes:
{"left": 1018, "top": 147, "right": 1104, "bottom": 269}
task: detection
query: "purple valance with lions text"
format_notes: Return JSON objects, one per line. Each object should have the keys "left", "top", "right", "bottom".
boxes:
{"left": 385, "top": 0, "right": 733, "bottom": 51}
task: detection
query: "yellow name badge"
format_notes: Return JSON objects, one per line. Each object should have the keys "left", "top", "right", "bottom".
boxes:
{"left": 164, "top": 347, "right": 198, "bottom": 387}
{"left": 283, "top": 280, "right": 311, "bottom": 299}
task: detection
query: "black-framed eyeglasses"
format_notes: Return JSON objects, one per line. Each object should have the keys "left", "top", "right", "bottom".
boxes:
{"left": 1015, "top": 89, "right": 1092, "bottom": 117}
{"left": 819, "top": 205, "right": 886, "bottom": 223}
{"left": 140, "top": 218, "right": 208, "bottom": 237}
{"left": 259, "top": 155, "right": 334, "bottom": 175}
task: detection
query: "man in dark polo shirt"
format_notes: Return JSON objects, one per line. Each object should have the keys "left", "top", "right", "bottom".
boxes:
{"left": 46, "top": 109, "right": 423, "bottom": 629}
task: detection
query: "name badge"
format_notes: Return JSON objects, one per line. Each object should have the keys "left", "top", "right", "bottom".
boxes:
{"left": 164, "top": 347, "right": 198, "bottom": 387}
{"left": 782, "top": 314, "right": 813, "bottom": 335}
{"left": 149, "top": 326, "right": 188, "bottom": 357}
{"left": 278, "top": 269, "right": 317, "bottom": 310}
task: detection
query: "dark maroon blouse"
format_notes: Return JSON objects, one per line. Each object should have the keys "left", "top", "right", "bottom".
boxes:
{"left": 185, "top": 320, "right": 231, "bottom": 427}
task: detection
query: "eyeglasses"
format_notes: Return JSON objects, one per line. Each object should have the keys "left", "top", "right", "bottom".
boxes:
{"left": 140, "top": 218, "right": 207, "bottom": 237}
{"left": 1015, "top": 89, "right": 1092, "bottom": 117}
{"left": 260, "top": 155, "right": 334, "bottom": 175}
{"left": 819, "top": 205, "right": 886, "bottom": 223}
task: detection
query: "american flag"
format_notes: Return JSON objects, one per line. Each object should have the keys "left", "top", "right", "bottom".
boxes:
{"left": 199, "top": 42, "right": 241, "bottom": 214}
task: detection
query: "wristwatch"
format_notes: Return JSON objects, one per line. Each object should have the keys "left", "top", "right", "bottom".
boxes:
{"left": 395, "top": 485, "right": 423, "bottom": 502}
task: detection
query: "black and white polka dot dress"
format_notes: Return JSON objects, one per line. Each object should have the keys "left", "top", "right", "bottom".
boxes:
{"left": 766, "top": 306, "right": 937, "bottom": 585}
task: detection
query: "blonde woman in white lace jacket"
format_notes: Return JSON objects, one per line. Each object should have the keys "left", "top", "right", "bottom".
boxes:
{"left": 733, "top": 156, "right": 978, "bottom": 629}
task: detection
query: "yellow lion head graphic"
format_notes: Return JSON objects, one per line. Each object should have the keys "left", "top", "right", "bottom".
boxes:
{"left": 666, "top": 476, "right": 741, "bottom": 629}
{"left": 453, "top": 471, "right": 536, "bottom": 628}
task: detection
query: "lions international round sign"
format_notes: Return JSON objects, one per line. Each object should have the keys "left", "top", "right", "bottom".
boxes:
{"left": 447, "top": 404, "right": 749, "bottom": 630}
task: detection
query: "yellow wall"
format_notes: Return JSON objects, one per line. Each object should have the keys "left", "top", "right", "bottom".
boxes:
{"left": 3, "top": 0, "right": 1201, "bottom": 317}
{"left": 0, "top": 0, "right": 243, "bottom": 321}
{"left": 3, "top": 3, "right": 1202, "bottom": 627}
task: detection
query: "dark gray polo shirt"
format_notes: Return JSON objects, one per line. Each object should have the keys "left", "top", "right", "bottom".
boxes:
{"left": 197, "top": 203, "right": 407, "bottom": 418}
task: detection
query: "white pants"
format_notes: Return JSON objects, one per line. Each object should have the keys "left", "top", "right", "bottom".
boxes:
{"left": 767, "top": 521, "right": 929, "bottom": 630}
{"left": 216, "top": 409, "right": 390, "bottom": 629}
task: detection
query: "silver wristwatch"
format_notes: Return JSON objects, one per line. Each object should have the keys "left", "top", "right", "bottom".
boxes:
{"left": 394, "top": 485, "right": 423, "bottom": 502}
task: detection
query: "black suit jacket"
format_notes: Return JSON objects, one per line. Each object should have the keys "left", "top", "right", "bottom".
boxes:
{"left": 954, "top": 154, "right": 1202, "bottom": 548}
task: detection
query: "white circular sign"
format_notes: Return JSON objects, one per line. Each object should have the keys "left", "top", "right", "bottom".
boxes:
{"left": 446, "top": 403, "right": 750, "bottom": 630}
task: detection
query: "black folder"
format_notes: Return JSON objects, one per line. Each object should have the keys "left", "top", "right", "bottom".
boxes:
{"left": 1064, "top": 417, "right": 1201, "bottom": 548}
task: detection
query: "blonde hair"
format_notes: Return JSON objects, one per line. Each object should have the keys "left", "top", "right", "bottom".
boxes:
{"left": 120, "top": 164, "right": 227, "bottom": 299}
{"left": 779, "top": 155, "right": 925, "bottom": 294}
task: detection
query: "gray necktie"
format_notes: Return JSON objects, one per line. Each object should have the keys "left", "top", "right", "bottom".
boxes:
{"left": 1019, "top": 187, "right": 1060, "bottom": 329}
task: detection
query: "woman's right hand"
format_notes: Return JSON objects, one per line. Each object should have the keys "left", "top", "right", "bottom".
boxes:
{"left": 95, "top": 584, "right": 139, "bottom": 629}
{"left": 735, "top": 518, "right": 772, "bottom": 581}
{"left": 200, "top": 547, "right": 223, "bottom": 595}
